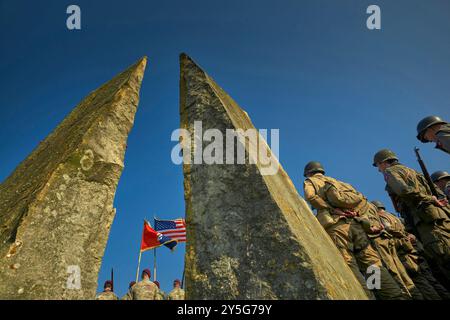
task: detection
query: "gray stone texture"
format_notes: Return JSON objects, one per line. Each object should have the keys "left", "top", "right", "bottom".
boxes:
{"left": 180, "top": 53, "right": 368, "bottom": 300}
{"left": 0, "top": 57, "right": 147, "bottom": 299}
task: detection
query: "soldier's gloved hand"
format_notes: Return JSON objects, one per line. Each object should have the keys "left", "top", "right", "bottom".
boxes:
{"left": 432, "top": 196, "right": 448, "bottom": 207}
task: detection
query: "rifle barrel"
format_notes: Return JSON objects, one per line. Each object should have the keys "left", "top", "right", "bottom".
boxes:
{"left": 414, "top": 147, "right": 440, "bottom": 198}
{"left": 111, "top": 268, "right": 114, "bottom": 292}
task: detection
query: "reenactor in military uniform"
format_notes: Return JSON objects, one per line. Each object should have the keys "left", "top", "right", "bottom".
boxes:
{"left": 121, "top": 281, "right": 136, "bottom": 300}
{"left": 168, "top": 279, "right": 185, "bottom": 300}
{"left": 363, "top": 206, "right": 422, "bottom": 299}
{"left": 372, "top": 149, "right": 450, "bottom": 284}
{"left": 372, "top": 200, "right": 450, "bottom": 299}
{"left": 416, "top": 116, "right": 450, "bottom": 155}
{"left": 95, "top": 280, "right": 119, "bottom": 300}
{"left": 302, "top": 161, "right": 408, "bottom": 300}
{"left": 154, "top": 280, "right": 166, "bottom": 300}
{"left": 431, "top": 171, "right": 450, "bottom": 199}
{"left": 131, "top": 269, "right": 158, "bottom": 300}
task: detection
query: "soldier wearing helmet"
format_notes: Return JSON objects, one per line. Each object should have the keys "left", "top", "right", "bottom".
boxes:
{"left": 431, "top": 171, "right": 450, "bottom": 199}
{"left": 303, "top": 161, "right": 408, "bottom": 300}
{"left": 372, "top": 149, "right": 450, "bottom": 284}
{"left": 416, "top": 116, "right": 450, "bottom": 154}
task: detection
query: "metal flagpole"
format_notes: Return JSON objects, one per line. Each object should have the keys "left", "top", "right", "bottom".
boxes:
{"left": 135, "top": 219, "right": 147, "bottom": 282}
{"left": 181, "top": 218, "right": 186, "bottom": 289}
{"left": 111, "top": 268, "right": 114, "bottom": 292}
{"left": 153, "top": 248, "right": 157, "bottom": 281}
{"left": 135, "top": 250, "right": 142, "bottom": 283}
{"left": 153, "top": 215, "right": 157, "bottom": 282}
{"left": 181, "top": 259, "right": 186, "bottom": 289}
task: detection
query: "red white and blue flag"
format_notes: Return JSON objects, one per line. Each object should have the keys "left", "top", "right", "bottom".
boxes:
{"left": 154, "top": 218, "right": 186, "bottom": 243}
{"left": 140, "top": 220, "right": 177, "bottom": 252}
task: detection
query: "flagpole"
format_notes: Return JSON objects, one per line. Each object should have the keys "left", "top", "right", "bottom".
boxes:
{"left": 136, "top": 219, "right": 147, "bottom": 283}
{"left": 153, "top": 215, "right": 157, "bottom": 282}
{"left": 153, "top": 248, "right": 157, "bottom": 282}
{"left": 135, "top": 250, "right": 142, "bottom": 283}
{"left": 181, "top": 259, "right": 186, "bottom": 289}
{"left": 111, "top": 268, "right": 114, "bottom": 292}
{"left": 181, "top": 218, "right": 186, "bottom": 289}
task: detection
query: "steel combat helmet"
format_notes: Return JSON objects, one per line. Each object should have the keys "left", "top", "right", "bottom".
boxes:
{"left": 416, "top": 116, "right": 447, "bottom": 142}
{"left": 304, "top": 161, "right": 325, "bottom": 177}
{"left": 371, "top": 200, "right": 386, "bottom": 210}
{"left": 373, "top": 149, "right": 398, "bottom": 167}
{"left": 431, "top": 170, "right": 450, "bottom": 183}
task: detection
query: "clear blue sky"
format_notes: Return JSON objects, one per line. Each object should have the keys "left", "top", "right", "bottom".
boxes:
{"left": 0, "top": 0, "right": 449, "bottom": 297}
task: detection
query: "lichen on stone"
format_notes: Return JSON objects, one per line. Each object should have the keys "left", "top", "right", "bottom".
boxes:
{"left": 180, "top": 53, "right": 368, "bottom": 300}
{"left": 0, "top": 57, "right": 147, "bottom": 299}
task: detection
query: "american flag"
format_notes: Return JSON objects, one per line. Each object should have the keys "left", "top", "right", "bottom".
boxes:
{"left": 154, "top": 218, "right": 186, "bottom": 242}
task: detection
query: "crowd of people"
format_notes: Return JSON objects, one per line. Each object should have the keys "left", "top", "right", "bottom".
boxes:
{"left": 96, "top": 269, "right": 185, "bottom": 300}
{"left": 94, "top": 115, "right": 449, "bottom": 300}
{"left": 302, "top": 115, "right": 449, "bottom": 299}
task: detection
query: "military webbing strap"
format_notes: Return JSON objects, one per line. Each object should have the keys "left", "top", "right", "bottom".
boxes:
{"left": 411, "top": 168, "right": 450, "bottom": 218}
{"left": 306, "top": 175, "right": 358, "bottom": 217}
{"left": 305, "top": 176, "right": 320, "bottom": 198}
{"left": 320, "top": 175, "right": 366, "bottom": 214}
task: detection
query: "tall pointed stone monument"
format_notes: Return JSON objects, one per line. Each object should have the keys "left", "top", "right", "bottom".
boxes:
{"left": 0, "top": 57, "right": 147, "bottom": 299}
{"left": 180, "top": 53, "right": 368, "bottom": 299}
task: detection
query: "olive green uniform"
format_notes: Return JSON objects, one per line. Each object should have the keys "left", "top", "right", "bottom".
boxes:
{"left": 378, "top": 210, "right": 448, "bottom": 299}
{"left": 95, "top": 291, "right": 119, "bottom": 300}
{"left": 168, "top": 287, "right": 185, "bottom": 300}
{"left": 121, "top": 289, "right": 133, "bottom": 300}
{"left": 304, "top": 173, "right": 407, "bottom": 300}
{"left": 416, "top": 249, "right": 450, "bottom": 299}
{"left": 444, "top": 181, "right": 450, "bottom": 199}
{"left": 156, "top": 289, "right": 166, "bottom": 300}
{"left": 365, "top": 209, "right": 422, "bottom": 300}
{"left": 131, "top": 278, "right": 158, "bottom": 300}
{"left": 384, "top": 163, "right": 450, "bottom": 283}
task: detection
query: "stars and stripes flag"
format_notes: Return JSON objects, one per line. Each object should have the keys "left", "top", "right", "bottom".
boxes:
{"left": 154, "top": 218, "right": 186, "bottom": 243}
{"left": 140, "top": 220, "right": 177, "bottom": 252}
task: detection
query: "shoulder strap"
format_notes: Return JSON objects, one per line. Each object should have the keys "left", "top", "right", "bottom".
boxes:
{"left": 305, "top": 176, "right": 320, "bottom": 196}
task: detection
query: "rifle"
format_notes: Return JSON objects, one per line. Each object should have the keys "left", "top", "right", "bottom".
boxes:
{"left": 111, "top": 268, "right": 114, "bottom": 292}
{"left": 414, "top": 147, "right": 441, "bottom": 199}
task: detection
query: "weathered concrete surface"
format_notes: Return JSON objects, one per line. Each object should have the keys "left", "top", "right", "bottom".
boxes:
{"left": 0, "top": 57, "right": 147, "bottom": 299}
{"left": 180, "top": 54, "right": 368, "bottom": 300}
